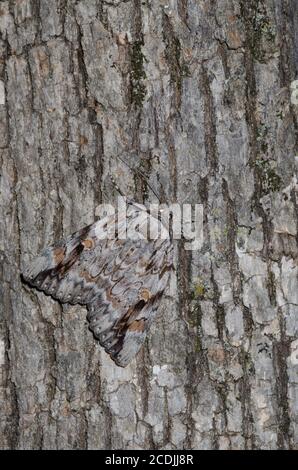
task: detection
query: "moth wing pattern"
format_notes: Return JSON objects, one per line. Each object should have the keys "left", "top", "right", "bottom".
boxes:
{"left": 22, "top": 204, "right": 174, "bottom": 367}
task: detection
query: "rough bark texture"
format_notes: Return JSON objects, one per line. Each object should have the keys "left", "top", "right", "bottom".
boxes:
{"left": 0, "top": 0, "right": 298, "bottom": 450}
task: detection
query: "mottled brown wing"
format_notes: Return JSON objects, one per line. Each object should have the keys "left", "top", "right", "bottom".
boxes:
{"left": 22, "top": 208, "right": 174, "bottom": 367}
{"left": 87, "top": 235, "right": 173, "bottom": 367}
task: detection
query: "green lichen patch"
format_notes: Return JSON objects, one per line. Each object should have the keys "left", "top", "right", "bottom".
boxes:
{"left": 240, "top": 0, "right": 276, "bottom": 63}
{"left": 254, "top": 157, "right": 281, "bottom": 194}
{"left": 193, "top": 282, "right": 206, "bottom": 299}
{"left": 253, "top": 3, "right": 275, "bottom": 42}
{"left": 164, "top": 33, "right": 191, "bottom": 95}
{"left": 276, "top": 110, "right": 284, "bottom": 120}
{"left": 188, "top": 303, "right": 201, "bottom": 328}
{"left": 256, "top": 122, "right": 269, "bottom": 148}
{"left": 130, "top": 40, "right": 147, "bottom": 108}
{"left": 191, "top": 278, "right": 214, "bottom": 301}
{"left": 251, "top": 122, "right": 282, "bottom": 194}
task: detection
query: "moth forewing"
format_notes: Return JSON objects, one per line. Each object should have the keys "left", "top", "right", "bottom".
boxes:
{"left": 22, "top": 201, "right": 174, "bottom": 367}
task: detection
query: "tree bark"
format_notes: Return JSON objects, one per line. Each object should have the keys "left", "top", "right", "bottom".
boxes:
{"left": 0, "top": 0, "right": 297, "bottom": 450}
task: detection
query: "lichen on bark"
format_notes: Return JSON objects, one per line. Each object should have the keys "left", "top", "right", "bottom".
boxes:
{"left": 0, "top": 0, "right": 297, "bottom": 450}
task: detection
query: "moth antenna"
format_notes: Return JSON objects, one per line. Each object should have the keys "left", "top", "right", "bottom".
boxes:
{"left": 179, "top": 189, "right": 195, "bottom": 204}
{"left": 109, "top": 174, "right": 125, "bottom": 197}
{"left": 109, "top": 174, "right": 136, "bottom": 206}
{"left": 115, "top": 155, "right": 161, "bottom": 203}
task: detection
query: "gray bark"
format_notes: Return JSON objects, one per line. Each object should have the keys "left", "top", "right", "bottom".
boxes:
{"left": 0, "top": 0, "right": 298, "bottom": 450}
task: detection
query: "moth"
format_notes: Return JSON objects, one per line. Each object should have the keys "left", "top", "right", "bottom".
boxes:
{"left": 22, "top": 200, "right": 174, "bottom": 367}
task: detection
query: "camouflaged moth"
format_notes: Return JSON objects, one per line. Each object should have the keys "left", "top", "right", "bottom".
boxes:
{"left": 22, "top": 200, "right": 174, "bottom": 367}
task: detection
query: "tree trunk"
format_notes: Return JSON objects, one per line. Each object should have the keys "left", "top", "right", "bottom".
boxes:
{"left": 0, "top": 0, "right": 297, "bottom": 450}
